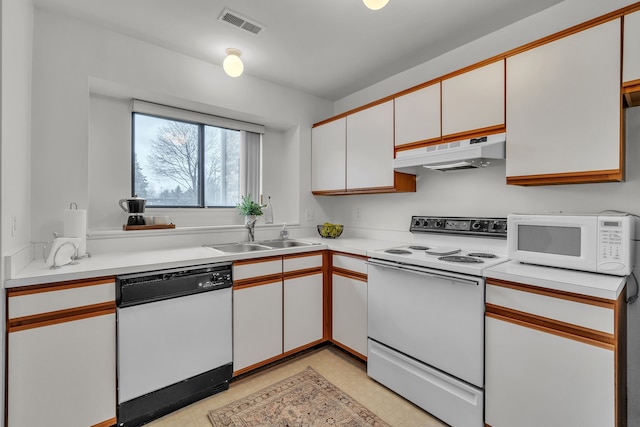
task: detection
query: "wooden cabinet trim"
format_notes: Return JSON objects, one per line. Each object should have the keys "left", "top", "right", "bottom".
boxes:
{"left": 283, "top": 267, "right": 323, "bottom": 280}
{"left": 233, "top": 256, "right": 283, "bottom": 267}
{"left": 623, "top": 80, "right": 640, "bottom": 107}
{"left": 331, "top": 339, "right": 367, "bottom": 362}
{"left": 506, "top": 169, "right": 624, "bottom": 186}
{"left": 332, "top": 268, "right": 367, "bottom": 282}
{"left": 92, "top": 417, "right": 117, "bottom": 427}
{"left": 331, "top": 251, "right": 368, "bottom": 261}
{"left": 7, "top": 277, "right": 115, "bottom": 297}
{"left": 486, "top": 305, "right": 615, "bottom": 350}
{"left": 394, "top": 125, "right": 506, "bottom": 154}
{"left": 313, "top": 171, "right": 416, "bottom": 195}
{"left": 283, "top": 250, "right": 324, "bottom": 260}
{"left": 8, "top": 302, "right": 116, "bottom": 333}
{"left": 487, "top": 278, "right": 615, "bottom": 309}
{"left": 234, "top": 274, "right": 283, "bottom": 289}
{"left": 394, "top": 136, "right": 443, "bottom": 153}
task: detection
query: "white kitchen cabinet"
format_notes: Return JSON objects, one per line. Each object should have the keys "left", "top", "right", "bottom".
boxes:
{"left": 283, "top": 252, "right": 324, "bottom": 353}
{"left": 623, "top": 10, "right": 640, "bottom": 107}
{"left": 233, "top": 257, "right": 284, "bottom": 373}
{"left": 7, "top": 278, "right": 116, "bottom": 427}
{"left": 346, "top": 101, "right": 394, "bottom": 190}
{"left": 284, "top": 273, "right": 324, "bottom": 352}
{"left": 485, "top": 279, "right": 625, "bottom": 427}
{"left": 441, "top": 60, "right": 505, "bottom": 138}
{"left": 331, "top": 253, "right": 368, "bottom": 358}
{"left": 394, "top": 82, "right": 441, "bottom": 147}
{"left": 506, "top": 19, "right": 622, "bottom": 185}
{"left": 311, "top": 117, "right": 346, "bottom": 192}
{"left": 233, "top": 280, "right": 283, "bottom": 373}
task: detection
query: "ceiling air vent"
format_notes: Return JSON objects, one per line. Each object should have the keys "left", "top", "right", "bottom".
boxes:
{"left": 218, "top": 9, "right": 264, "bottom": 35}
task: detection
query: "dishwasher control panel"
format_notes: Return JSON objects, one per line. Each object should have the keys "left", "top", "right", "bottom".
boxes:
{"left": 410, "top": 216, "right": 507, "bottom": 238}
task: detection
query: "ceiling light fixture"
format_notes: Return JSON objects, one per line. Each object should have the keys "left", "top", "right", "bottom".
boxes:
{"left": 362, "top": 0, "right": 389, "bottom": 10}
{"left": 223, "top": 48, "right": 244, "bottom": 77}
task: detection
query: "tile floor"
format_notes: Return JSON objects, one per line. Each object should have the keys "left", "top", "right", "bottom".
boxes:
{"left": 147, "top": 345, "right": 446, "bottom": 427}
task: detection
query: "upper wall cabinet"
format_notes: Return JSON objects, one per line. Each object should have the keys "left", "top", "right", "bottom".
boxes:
{"left": 623, "top": 10, "right": 640, "bottom": 107}
{"left": 312, "top": 102, "right": 416, "bottom": 196}
{"left": 441, "top": 60, "right": 505, "bottom": 139}
{"left": 394, "top": 82, "right": 441, "bottom": 148}
{"left": 311, "top": 117, "right": 346, "bottom": 193}
{"left": 506, "top": 19, "right": 622, "bottom": 186}
{"left": 346, "top": 101, "right": 394, "bottom": 190}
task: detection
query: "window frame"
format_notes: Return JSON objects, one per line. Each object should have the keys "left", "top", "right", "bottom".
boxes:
{"left": 131, "top": 110, "right": 252, "bottom": 209}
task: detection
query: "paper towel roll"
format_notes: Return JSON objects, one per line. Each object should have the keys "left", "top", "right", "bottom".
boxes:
{"left": 64, "top": 208, "right": 87, "bottom": 256}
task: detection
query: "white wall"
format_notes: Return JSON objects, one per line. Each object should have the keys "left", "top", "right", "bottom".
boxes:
{"left": 1, "top": 1, "right": 33, "bottom": 426}
{"left": 31, "top": 8, "right": 333, "bottom": 246}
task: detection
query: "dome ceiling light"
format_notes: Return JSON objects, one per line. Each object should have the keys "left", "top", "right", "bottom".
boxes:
{"left": 223, "top": 48, "right": 244, "bottom": 77}
{"left": 362, "top": 0, "right": 389, "bottom": 10}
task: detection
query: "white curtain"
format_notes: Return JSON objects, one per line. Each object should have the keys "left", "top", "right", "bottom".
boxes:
{"left": 241, "top": 131, "right": 262, "bottom": 203}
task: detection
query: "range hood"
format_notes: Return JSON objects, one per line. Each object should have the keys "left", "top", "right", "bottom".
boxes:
{"left": 394, "top": 133, "right": 505, "bottom": 172}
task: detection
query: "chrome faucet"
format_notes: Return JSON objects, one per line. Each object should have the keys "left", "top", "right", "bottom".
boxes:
{"left": 245, "top": 217, "right": 258, "bottom": 242}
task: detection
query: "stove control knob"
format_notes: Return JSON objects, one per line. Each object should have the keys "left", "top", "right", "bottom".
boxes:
{"left": 435, "top": 220, "right": 443, "bottom": 228}
{"left": 472, "top": 222, "right": 482, "bottom": 230}
{"left": 414, "top": 219, "right": 422, "bottom": 227}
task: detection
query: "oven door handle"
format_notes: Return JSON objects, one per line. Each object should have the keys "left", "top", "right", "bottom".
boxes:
{"left": 366, "top": 260, "right": 479, "bottom": 286}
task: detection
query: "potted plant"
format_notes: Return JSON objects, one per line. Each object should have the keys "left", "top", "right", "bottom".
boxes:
{"left": 237, "top": 194, "right": 263, "bottom": 241}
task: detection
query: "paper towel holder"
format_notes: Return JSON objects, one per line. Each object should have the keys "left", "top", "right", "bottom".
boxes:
{"left": 65, "top": 202, "right": 91, "bottom": 260}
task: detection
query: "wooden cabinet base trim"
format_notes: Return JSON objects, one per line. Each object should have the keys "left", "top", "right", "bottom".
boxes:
{"left": 507, "top": 168, "right": 623, "bottom": 186}
{"left": 312, "top": 172, "right": 416, "bottom": 196}
{"left": 330, "top": 339, "right": 367, "bottom": 362}
{"left": 8, "top": 302, "right": 116, "bottom": 332}
{"left": 233, "top": 340, "right": 328, "bottom": 377}
{"left": 486, "top": 304, "right": 615, "bottom": 350}
{"left": 92, "top": 417, "right": 117, "bottom": 427}
{"left": 233, "top": 256, "right": 283, "bottom": 267}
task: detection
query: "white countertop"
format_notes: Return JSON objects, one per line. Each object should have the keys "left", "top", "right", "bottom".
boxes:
{"left": 485, "top": 260, "right": 628, "bottom": 300}
{"left": 5, "top": 237, "right": 402, "bottom": 288}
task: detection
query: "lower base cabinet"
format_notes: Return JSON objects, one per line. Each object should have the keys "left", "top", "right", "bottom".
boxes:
{"left": 284, "top": 273, "right": 324, "bottom": 352}
{"left": 485, "top": 278, "right": 625, "bottom": 427}
{"left": 7, "top": 278, "right": 116, "bottom": 427}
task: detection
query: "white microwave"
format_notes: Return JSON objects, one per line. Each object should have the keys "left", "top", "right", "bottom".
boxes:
{"left": 507, "top": 213, "right": 635, "bottom": 276}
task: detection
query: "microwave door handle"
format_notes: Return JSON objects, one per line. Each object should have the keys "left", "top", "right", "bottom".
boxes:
{"left": 366, "top": 260, "right": 479, "bottom": 286}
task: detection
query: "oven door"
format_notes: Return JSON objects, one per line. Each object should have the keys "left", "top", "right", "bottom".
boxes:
{"left": 367, "top": 259, "right": 484, "bottom": 387}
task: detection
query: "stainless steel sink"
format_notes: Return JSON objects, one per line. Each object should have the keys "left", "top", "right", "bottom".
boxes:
{"left": 259, "top": 239, "right": 318, "bottom": 248}
{"left": 206, "top": 243, "right": 272, "bottom": 253}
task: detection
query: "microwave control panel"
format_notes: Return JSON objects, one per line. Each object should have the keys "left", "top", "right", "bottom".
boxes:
{"left": 597, "top": 216, "right": 634, "bottom": 274}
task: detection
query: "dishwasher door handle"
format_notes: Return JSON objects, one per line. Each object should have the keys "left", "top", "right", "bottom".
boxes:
{"left": 366, "top": 260, "right": 479, "bottom": 286}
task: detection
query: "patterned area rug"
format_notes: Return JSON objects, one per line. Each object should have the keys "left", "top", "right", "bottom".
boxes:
{"left": 208, "top": 366, "right": 390, "bottom": 427}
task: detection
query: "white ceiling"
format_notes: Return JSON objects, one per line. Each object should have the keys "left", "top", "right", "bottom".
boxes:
{"left": 33, "top": 0, "right": 564, "bottom": 101}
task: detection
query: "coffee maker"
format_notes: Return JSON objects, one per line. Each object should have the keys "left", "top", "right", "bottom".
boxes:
{"left": 119, "top": 195, "right": 147, "bottom": 226}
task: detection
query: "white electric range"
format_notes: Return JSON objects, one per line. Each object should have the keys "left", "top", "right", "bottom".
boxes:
{"left": 367, "top": 216, "right": 508, "bottom": 427}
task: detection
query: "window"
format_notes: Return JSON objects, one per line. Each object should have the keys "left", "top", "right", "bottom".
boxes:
{"left": 131, "top": 101, "right": 263, "bottom": 208}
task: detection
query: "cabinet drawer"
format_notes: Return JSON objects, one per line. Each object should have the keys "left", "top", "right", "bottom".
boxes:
{"left": 486, "top": 283, "right": 614, "bottom": 334}
{"left": 233, "top": 258, "right": 282, "bottom": 281}
{"left": 332, "top": 253, "right": 367, "bottom": 275}
{"left": 283, "top": 253, "right": 322, "bottom": 273}
{"left": 8, "top": 279, "right": 115, "bottom": 320}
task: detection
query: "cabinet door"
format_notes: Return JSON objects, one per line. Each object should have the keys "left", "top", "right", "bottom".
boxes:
{"left": 506, "top": 19, "right": 621, "bottom": 183}
{"left": 346, "top": 101, "right": 394, "bottom": 190}
{"left": 233, "top": 281, "right": 283, "bottom": 372}
{"left": 624, "top": 10, "right": 640, "bottom": 84}
{"left": 485, "top": 316, "right": 615, "bottom": 427}
{"left": 441, "top": 60, "right": 505, "bottom": 137}
{"left": 283, "top": 273, "right": 323, "bottom": 352}
{"left": 311, "top": 118, "right": 346, "bottom": 192}
{"left": 8, "top": 313, "right": 116, "bottom": 427}
{"left": 394, "top": 83, "right": 441, "bottom": 147}
{"left": 332, "top": 273, "right": 367, "bottom": 357}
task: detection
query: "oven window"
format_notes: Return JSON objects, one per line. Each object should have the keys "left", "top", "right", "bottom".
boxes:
{"left": 518, "top": 225, "right": 581, "bottom": 257}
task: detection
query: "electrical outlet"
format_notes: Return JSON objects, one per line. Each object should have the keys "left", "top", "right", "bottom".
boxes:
{"left": 11, "top": 212, "right": 17, "bottom": 236}
{"left": 305, "top": 209, "right": 315, "bottom": 221}
{"left": 354, "top": 208, "right": 362, "bottom": 221}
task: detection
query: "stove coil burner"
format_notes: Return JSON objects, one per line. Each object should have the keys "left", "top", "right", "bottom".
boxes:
{"left": 467, "top": 252, "right": 498, "bottom": 258}
{"left": 385, "top": 249, "right": 413, "bottom": 255}
{"left": 408, "top": 245, "right": 430, "bottom": 251}
{"left": 438, "top": 255, "right": 484, "bottom": 263}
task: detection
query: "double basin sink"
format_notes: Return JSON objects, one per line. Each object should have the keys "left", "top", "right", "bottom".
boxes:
{"left": 206, "top": 239, "right": 319, "bottom": 254}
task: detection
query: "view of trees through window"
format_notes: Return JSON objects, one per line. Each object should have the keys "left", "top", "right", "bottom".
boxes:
{"left": 133, "top": 113, "right": 241, "bottom": 207}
